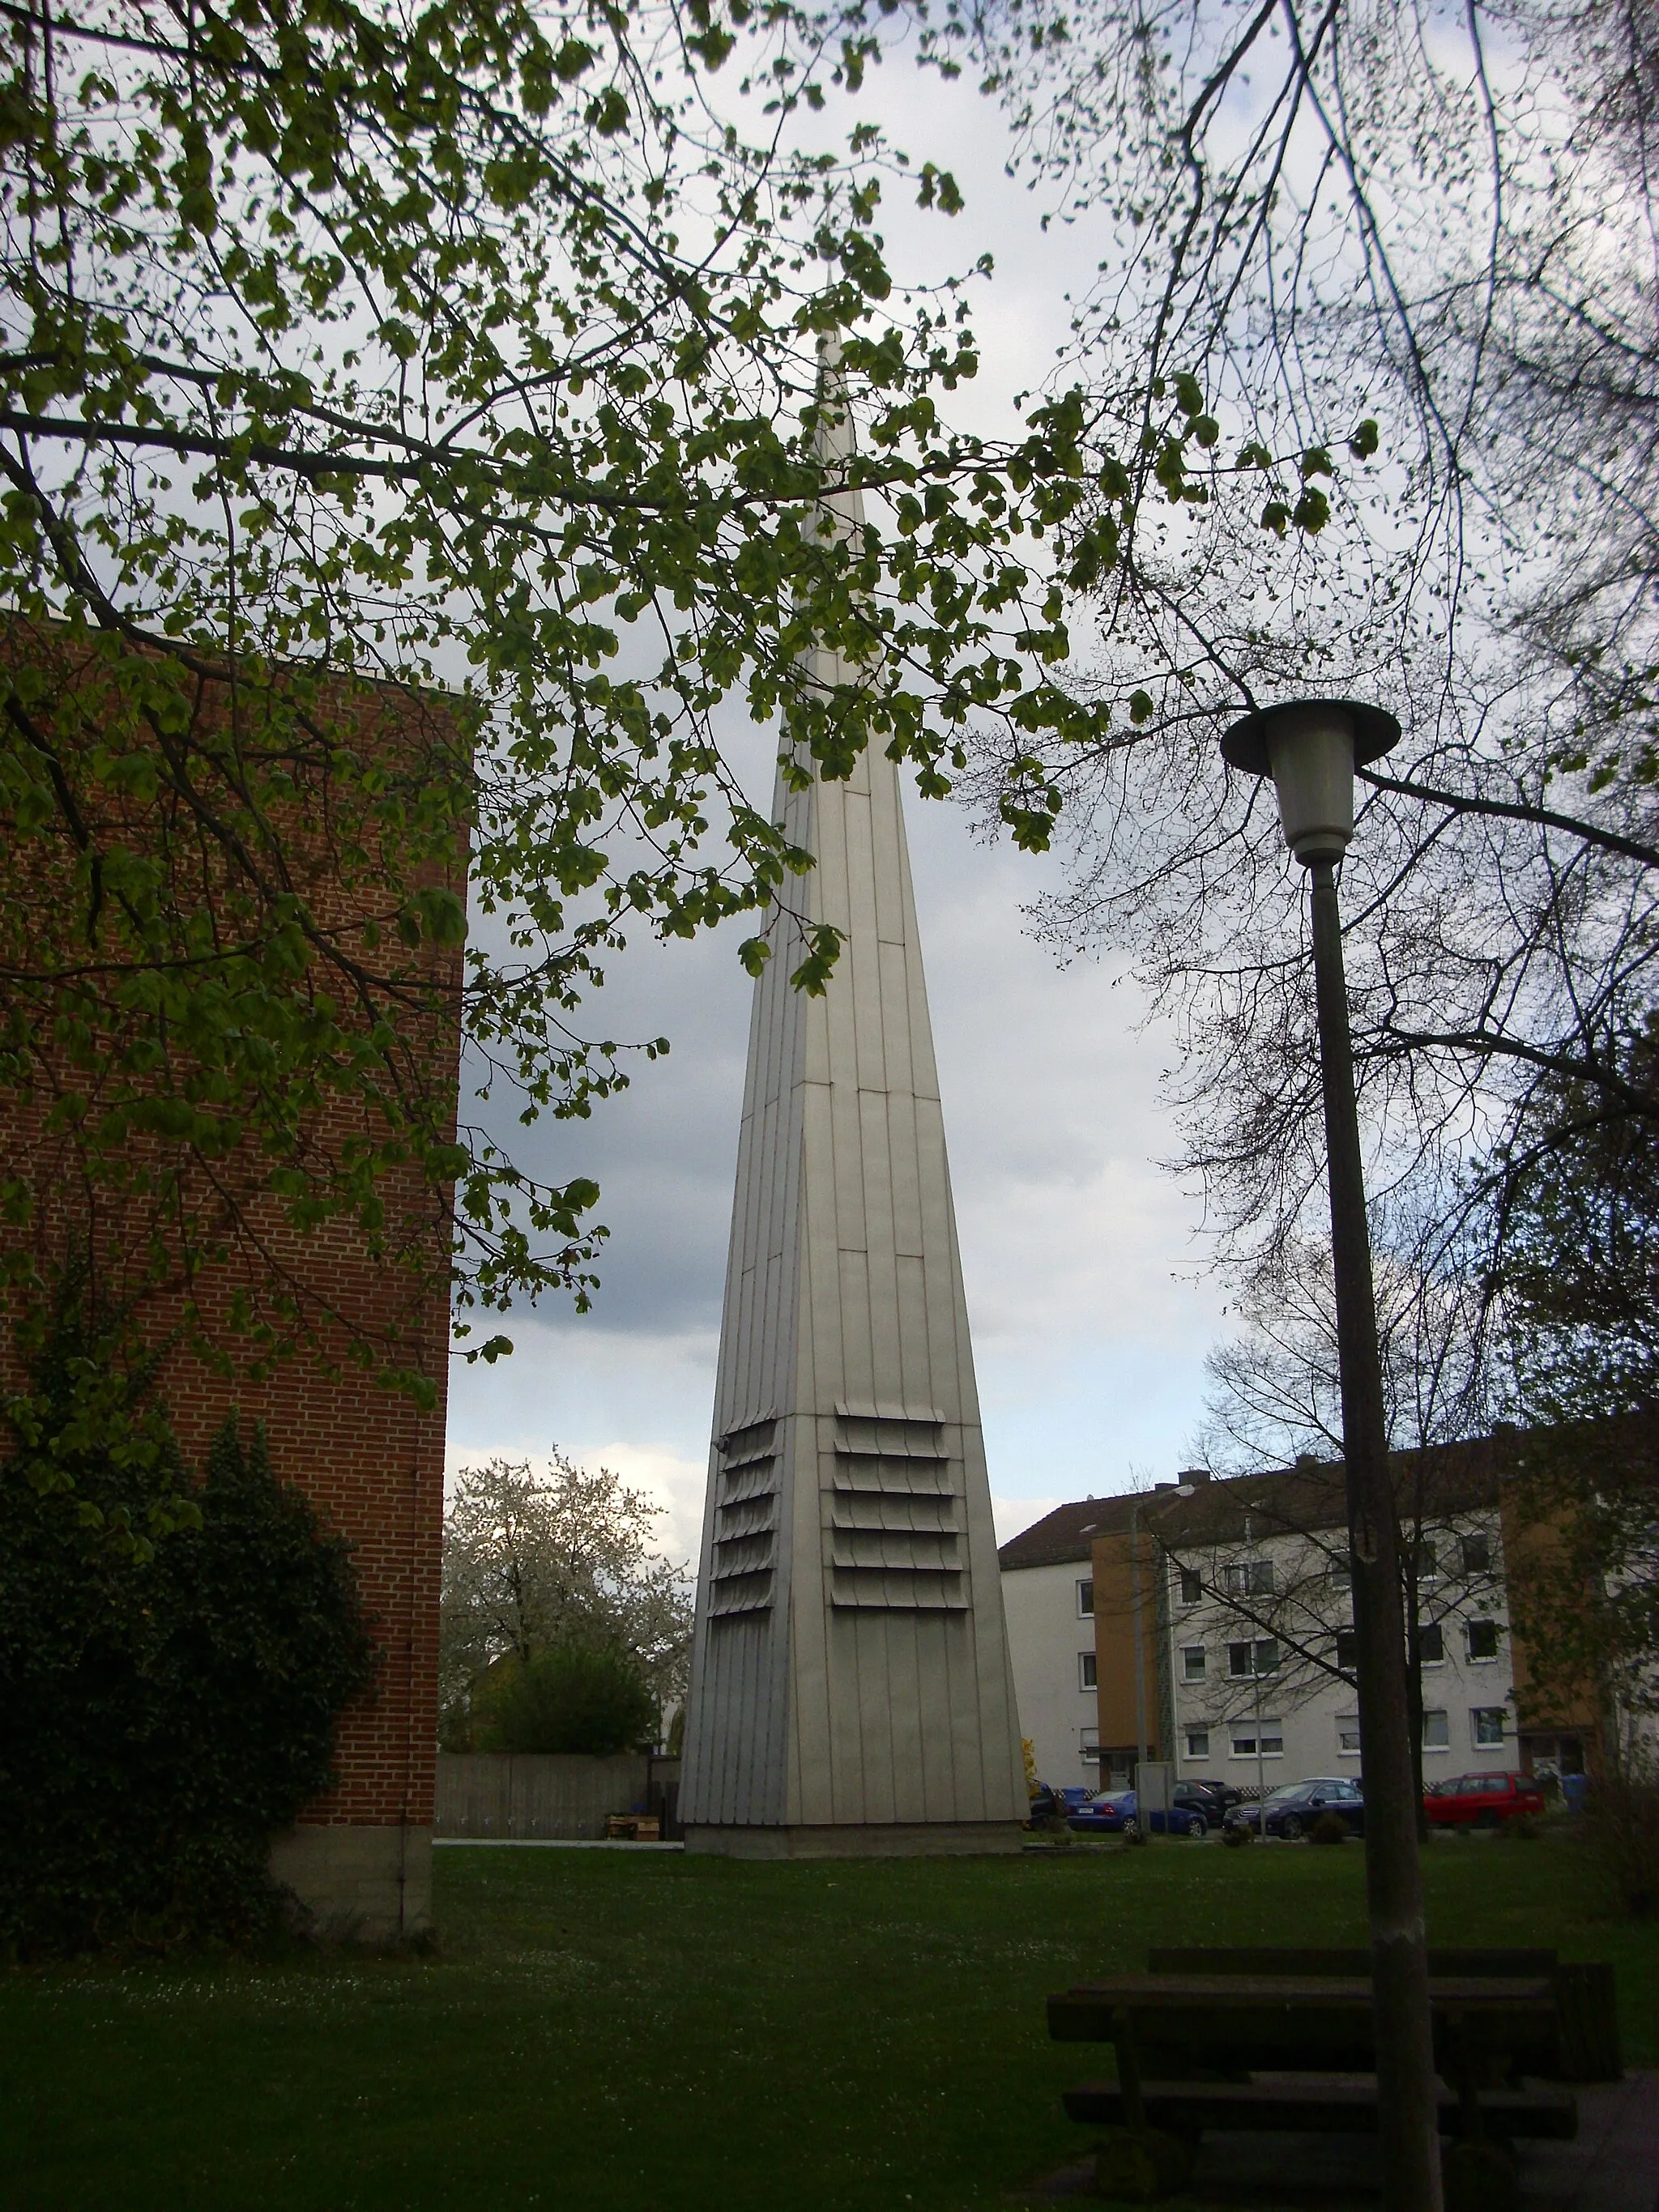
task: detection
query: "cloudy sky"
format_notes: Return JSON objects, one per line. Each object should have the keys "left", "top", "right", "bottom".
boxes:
{"left": 445, "top": 39, "right": 1234, "bottom": 1561}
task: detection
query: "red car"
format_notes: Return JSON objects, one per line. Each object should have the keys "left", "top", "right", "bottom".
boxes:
{"left": 1423, "top": 1771, "right": 1546, "bottom": 1829}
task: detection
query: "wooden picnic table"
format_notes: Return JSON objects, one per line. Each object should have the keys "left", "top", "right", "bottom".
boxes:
{"left": 1047, "top": 1972, "right": 1566, "bottom": 2145}
{"left": 1141, "top": 1946, "right": 1620, "bottom": 2082}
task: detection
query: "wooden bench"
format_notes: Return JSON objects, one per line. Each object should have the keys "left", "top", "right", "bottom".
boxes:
{"left": 604, "top": 1813, "right": 660, "bottom": 1841}
{"left": 1061, "top": 2074, "right": 1578, "bottom": 2142}
{"left": 1047, "top": 1971, "right": 1574, "bottom": 2166}
{"left": 1144, "top": 1946, "right": 1622, "bottom": 2082}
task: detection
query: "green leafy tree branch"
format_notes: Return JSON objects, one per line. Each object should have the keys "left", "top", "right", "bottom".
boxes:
{"left": 0, "top": 0, "right": 1113, "bottom": 1409}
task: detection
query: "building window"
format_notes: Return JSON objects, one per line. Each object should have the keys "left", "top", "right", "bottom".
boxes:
{"left": 1330, "top": 1550, "right": 1352, "bottom": 1592}
{"left": 1337, "top": 1714, "right": 1362, "bottom": 1755}
{"left": 1472, "top": 1707, "right": 1507, "bottom": 1747}
{"left": 1465, "top": 1618, "right": 1500, "bottom": 1663}
{"left": 1186, "top": 1728, "right": 1211, "bottom": 1759}
{"left": 1229, "top": 1639, "right": 1277, "bottom": 1677}
{"left": 1410, "top": 1539, "right": 1439, "bottom": 1583}
{"left": 1079, "top": 1652, "right": 1098, "bottom": 1691}
{"left": 1081, "top": 1727, "right": 1099, "bottom": 1757}
{"left": 1224, "top": 1559, "right": 1275, "bottom": 1597}
{"left": 1335, "top": 1627, "right": 1358, "bottom": 1672}
{"left": 1228, "top": 1641, "right": 1253, "bottom": 1679}
{"left": 1181, "top": 1645, "right": 1207, "bottom": 1682}
{"left": 1254, "top": 1638, "right": 1279, "bottom": 1676}
{"left": 1418, "top": 1622, "right": 1445, "bottom": 1665}
{"left": 1422, "top": 1708, "right": 1450, "bottom": 1750}
{"left": 1230, "top": 1722, "right": 1284, "bottom": 1758}
{"left": 1461, "top": 1532, "right": 1491, "bottom": 1577}
{"left": 1077, "top": 1577, "right": 1094, "bottom": 1617}
{"left": 1179, "top": 1566, "right": 1203, "bottom": 1605}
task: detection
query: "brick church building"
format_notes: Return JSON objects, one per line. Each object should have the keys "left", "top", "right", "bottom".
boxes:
{"left": 1, "top": 632, "right": 466, "bottom": 1937}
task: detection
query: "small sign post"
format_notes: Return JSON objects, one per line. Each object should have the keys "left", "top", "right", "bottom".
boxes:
{"left": 1138, "top": 1760, "right": 1173, "bottom": 1838}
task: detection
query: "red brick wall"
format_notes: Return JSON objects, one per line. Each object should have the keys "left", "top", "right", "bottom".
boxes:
{"left": 159, "top": 1230, "right": 450, "bottom": 1831}
{"left": 0, "top": 637, "right": 463, "bottom": 1831}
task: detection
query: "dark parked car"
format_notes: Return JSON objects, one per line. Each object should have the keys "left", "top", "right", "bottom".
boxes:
{"left": 1423, "top": 1771, "right": 1546, "bottom": 1830}
{"left": 1026, "top": 1783, "right": 1093, "bottom": 1825}
{"left": 1068, "top": 1788, "right": 1211, "bottom": 1839}
{"left": 1177, "top": 1778, "right": 1243, "bottom": 1822}
{"left": 1228, "top": 1777, "right": 1365, "bottom": 1839}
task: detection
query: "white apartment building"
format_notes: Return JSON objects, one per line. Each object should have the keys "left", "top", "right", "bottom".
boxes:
{"left": 997, "top": 1497, "right": 1137, "bottom": 1787}
{"left": 1000, "top": 1435, "right": 1576, "bottom": 1802}
{"left": 1158, "top": 1494, "right": 1519, "bottom": 1789}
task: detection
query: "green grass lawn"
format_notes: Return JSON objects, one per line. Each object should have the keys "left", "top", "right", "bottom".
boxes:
{"left": 2, "top": 1830, "right": 1653, "bottom": 2212}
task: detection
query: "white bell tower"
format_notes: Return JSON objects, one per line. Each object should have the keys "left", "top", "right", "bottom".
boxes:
{"left": 678, "top": 377, "right": 1026, "bottom": 1855}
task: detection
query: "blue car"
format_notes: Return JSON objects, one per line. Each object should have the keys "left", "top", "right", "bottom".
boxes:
{"left": 1067, "top": 1788, "right": 1211, "bottom": 1839}
{"left": 1026, "top": 1783, "right": 1094, "bottom": 1824}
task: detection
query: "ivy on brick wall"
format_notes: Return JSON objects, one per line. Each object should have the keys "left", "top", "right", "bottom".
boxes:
{"left": 0, "top": 1295, "right": 375, "bottom": 1954}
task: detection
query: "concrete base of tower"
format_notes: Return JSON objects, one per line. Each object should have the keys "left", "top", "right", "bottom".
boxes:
{"left": 269, "top": 1822, "right": 433, "bottom": 1941}
{"left": 684, "top": 1821, "right": 1025, "bottom": 1859}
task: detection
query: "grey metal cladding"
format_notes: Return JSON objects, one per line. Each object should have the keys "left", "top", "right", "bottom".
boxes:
{"left": 678, "top": 369, "right": 1026, "bottom": 1835}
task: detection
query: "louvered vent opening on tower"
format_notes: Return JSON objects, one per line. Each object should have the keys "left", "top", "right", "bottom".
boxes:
{"left": 826, "top": 1405, "right": 966, "bottom": 1610}
{"left": 709, "top": 1416, "right": 778, "bottom": 1617}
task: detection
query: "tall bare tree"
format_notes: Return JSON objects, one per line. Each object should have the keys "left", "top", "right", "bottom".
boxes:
{"left": 923, "top": 0, "right": 1659, "bottom": 1321}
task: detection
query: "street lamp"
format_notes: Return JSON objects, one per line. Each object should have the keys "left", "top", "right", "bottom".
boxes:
{"left": 1220, "top": 697, "right": 1444, "bottom": 2212}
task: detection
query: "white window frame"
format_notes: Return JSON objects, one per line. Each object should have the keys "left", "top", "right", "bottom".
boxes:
{"left": 1471, "top": 1707, "right": 1507, "bottom": 1748}
{"left": 1078, "top": 1650, "right": 1098, "bottom": 1692}
{"left": 1077, "top": 1577, "right": 1094, "bottom": 1617}
{"left": 1229, "top": 1720, "right": 1284, "bottom": 1758}
{"left": 1180, "top": 1644, "right": 1207, "bottom": 1682}
{"left": 1177, "top": 1566, "right": 1203, "bottom": 1606}
{"left": 1185, "top": 1727, "right": 1211, "bottom": 1760}
{"left": 1422, "top": 1708, "right": 1450, "bottom": 1752}
{"left": 1337, "top": 1714, "right": 1362, "bottom": 1757}
{"left": 1418, "top": 1622, "right": 1447, "bottom": 1667}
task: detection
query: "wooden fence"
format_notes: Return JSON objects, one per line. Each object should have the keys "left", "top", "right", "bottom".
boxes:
{"left": 434, "top": 1753, "right": 681, "bottom": 1840}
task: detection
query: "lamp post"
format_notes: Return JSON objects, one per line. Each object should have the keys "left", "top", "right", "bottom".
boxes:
{"left": 1219, "top": 699, "right": 1444, "bottom": 2212}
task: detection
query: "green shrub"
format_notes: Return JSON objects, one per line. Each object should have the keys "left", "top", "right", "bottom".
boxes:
{"left": 0, "top": 1306, "right": 374, "bottom": 1954}
{"left": 1222, "top": 1820, "right": 1252, "bottom": 1848}
{"left": 1310, "top": 1810, "right": 1349, "bottom": 1845}
{"left": 472, "top": 1639, "right": 659, "bottom": 1756}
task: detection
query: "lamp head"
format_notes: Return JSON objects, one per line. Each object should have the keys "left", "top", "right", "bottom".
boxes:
{"left": 1220, "top": 697, "right": 1401, "bottom": 866}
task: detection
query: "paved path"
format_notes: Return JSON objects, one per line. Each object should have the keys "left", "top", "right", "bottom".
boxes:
{"left": 1521, "top": 2073, "right": 1659, "bottom": 2210}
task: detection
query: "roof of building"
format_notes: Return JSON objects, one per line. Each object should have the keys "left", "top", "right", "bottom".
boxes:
{"left": 1147, "top": 1451, "right": 1454, "bottom": 1549}
{"left": 997, "top": 1415, "right": 1659, "bottom": 1574}
{"left": 996, "top": 1494, "right": 1141, "bottom": 1571}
